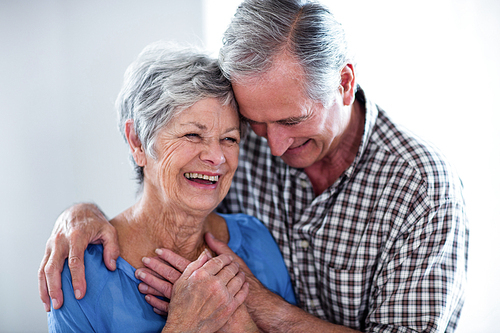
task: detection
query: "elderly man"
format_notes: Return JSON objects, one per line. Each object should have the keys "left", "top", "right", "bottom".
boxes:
{"left": 39, "top": 0, "right": 468, "bottom": 332}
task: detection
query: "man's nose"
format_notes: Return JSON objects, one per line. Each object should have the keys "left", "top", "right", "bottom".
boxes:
{"left": 266, "top": 124, "right": 293, "bottom": 157}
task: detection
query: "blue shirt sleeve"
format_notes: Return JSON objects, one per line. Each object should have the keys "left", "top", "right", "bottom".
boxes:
{"left": 223, "top": 213, "right": 296, "bottom": 305}
{"left": 47, "top": 245, "right": 166, "bottom": 332}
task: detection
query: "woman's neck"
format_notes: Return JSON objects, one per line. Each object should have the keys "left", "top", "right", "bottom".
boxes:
{"left": 111, "top": 194, "right": 218, "bottom": 268}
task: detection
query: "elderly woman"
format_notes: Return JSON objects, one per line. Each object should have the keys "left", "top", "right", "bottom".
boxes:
{"left": 47, "top": 42, "right": 295, "bottom": 332}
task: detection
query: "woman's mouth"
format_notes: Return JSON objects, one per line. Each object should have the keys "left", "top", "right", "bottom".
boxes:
{"left": 184, "top": 173, "right": 219, "bottom": 185}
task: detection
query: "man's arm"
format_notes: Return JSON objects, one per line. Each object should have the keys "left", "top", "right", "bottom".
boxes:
{"left": 38, "top": 203, "right": 120, "bottom": 311}
{"left": 204, "top": 233, "right": 361, "bottom": 333}
{"left": 136, "top": 233, "right": 360, "bottom": 333}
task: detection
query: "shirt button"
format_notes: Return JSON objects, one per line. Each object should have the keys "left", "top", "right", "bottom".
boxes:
{"left": 300, "top": 240, "right": 309, "bottom": 249}
{"left": 300, "top": 179, "right": 308, "bottom": 188}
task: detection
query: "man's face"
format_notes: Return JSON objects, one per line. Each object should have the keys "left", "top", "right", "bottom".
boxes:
{"left": 232, "top": 55, "right": 352, "bottom": 169}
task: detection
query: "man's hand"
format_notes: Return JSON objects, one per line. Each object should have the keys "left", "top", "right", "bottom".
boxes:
{"left": 37, "top": 203, "right": 119, "bottom": 312}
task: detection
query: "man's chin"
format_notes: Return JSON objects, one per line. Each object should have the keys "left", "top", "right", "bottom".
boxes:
{"left": 280, "top": 154, "right": 315, "bottom": 169}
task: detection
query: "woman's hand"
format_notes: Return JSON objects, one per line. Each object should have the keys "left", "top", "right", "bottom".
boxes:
{"left": 37, "top": 203, "right": 120, "bottom": 312}
{"left": 137, "top": 245, "right": 258, "bottom": 332}
{"left": 135, "top": 248, "right": 190, "bottom": 314}
{"left": 159, "top": 250, "right": 249, "bottom": 333}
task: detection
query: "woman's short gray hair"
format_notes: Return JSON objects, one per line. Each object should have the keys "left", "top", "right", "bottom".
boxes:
{"left": 219, "top": 0, "right": 353, "bottom": 107}
{"left": 116, "top": 41, "right": 237, "bottom": 186}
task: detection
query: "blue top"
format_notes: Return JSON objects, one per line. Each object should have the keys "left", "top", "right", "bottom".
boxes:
{"left": 48, "top": 213, "right": 296, "bottom": 332}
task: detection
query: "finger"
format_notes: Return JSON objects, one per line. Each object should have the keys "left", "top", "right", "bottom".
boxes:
{"left": 233, "top": 281, "right": 250, "bottom": 308}
{"left": 100, "top": 229, "right": 120, "bottom": 272}
{"left": 142, "top": 256, "right": 182, "bottom": 283}
{"left": 67, "top": 232, "right": 88, "bottom": 300}
{"left": 44, "top": 234, "right": 69, "bottom": 310}
{"left": 226, "top": 270, "right": 246, "bottom": 297}
{"left": 206, "top": 233, "right": 253, "bottom": 276}
{"left": 45, "top": 257, "right": 64, "bottom": 309}
{"left": 214, "top": 261, "right": 240, "bottom": 286}
{"left": 182, "top": 249, "right": 210, "bottom": 277}
{"left": 38, "top": 251, "right": 52, "bottom": 312}
{"left": 155, "top": 248, "right": 191, "bottom": 273}
{"left": 201, "top": 253, "right": 234, "bottom": 276}
{"left": 136, "top": 268, "right": 174, "bottom": 299}
{"left": 144, "top": 294, "right": 169, "bottom": 316}
{"left": 137, "top": 282, "right": 164, "bottom": 297}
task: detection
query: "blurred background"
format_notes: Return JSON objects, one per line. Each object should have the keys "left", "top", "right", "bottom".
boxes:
{"left": 1, "top": 0, "right": 498, "bottom": 332}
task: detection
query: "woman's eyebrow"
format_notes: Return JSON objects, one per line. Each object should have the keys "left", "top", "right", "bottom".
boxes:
{"left": 180, "top": 122, "right": 239, "bottom": 134}
{"left": 224, "top": 126, "right": 240, "bottom": 134}
{"left": 180, "top": 122, "right": 207, "bottom": 130}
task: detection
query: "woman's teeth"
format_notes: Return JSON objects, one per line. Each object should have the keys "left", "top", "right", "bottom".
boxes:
{"left": 184, "top": 173, "right": 219, "bottom": 182}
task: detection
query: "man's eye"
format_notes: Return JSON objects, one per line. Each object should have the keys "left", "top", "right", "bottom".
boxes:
{"left": 282, "top": 121, "right": 300, "bottom": 126}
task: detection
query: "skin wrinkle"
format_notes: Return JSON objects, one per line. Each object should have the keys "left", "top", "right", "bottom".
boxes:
{"left": 113, "top": 97, "right": 240, "bottom": 266}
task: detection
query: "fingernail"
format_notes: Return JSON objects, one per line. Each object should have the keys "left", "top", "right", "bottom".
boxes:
{"left": 75, "top": 289, "right": 82, "bottom": 299}
{"left": 207, "top": 232, "right": 214, "bottom": 239}
{"left": 44, "top": 302, "right": 50, "bottom": 312}
{"left": 198, "top": 251, "right": 207, "bottom": 261}
{"left": 145, "top": 295, "right": 150, "bottom": 302}
{"left": 138, "top": 284, "right": 148, "bottom": 292}
{"left": 110, "top": 259, "right": 116, "bottom": 268}
{"left": 142, "top": 257, "right": 150, "bottom": 265}
{"left": 204, "top": 249, "right": 212, "bottom": 258}
{"left": 137, "top": 271, "right": 146, "bottom": 279}
{"left": 155, "top": 248, "right": 163, "bottom": 255}
{"left": 52, "top": 299, "right": 59, "bottom": 309}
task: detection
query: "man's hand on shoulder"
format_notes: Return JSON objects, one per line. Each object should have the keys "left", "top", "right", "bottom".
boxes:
{"left": 38, "top": 203, "right": 119, "bottom": 312}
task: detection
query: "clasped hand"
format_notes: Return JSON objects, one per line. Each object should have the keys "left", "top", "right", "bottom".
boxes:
{"left": 136, "top": 247, "right": 250, "bottom": 332}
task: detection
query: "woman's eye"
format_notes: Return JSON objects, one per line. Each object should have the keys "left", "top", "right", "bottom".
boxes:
{"left": 185, "top": 133, "right": 201, "bottom": 138}
{"left": 222, "top": 137, "right": 238, "bottom": 143}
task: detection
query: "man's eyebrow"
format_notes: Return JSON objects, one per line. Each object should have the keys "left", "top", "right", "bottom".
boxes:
{"left": 276, "top": 115, "right": 309, "bottom": 124}
{"left": 240, "top": 114, "right": 309, "bottom": 124}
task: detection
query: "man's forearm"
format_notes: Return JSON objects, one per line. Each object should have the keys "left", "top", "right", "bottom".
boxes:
{"left": 245, "top": 276, "right": 360, "bottom": 333}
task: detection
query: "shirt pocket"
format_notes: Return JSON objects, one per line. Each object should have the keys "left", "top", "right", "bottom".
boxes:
{"left": 320, "top": 265, "right": 373, "bottom": 330}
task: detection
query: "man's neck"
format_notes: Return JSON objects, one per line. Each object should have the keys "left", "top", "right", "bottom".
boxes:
{"left": 304, "top": 100, "right": 365, "bottom": 196}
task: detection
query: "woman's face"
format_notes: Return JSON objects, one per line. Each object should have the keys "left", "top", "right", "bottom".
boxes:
{"left": 143, "top": 97, "right": 240, "bottom": 213}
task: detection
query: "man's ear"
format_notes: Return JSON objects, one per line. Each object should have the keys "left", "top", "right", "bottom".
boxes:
{"left": 339, "top": 63, "right": 356, "bottom": 106}
{"left": 125, "top": 119, "right": 146, "bottom": 167}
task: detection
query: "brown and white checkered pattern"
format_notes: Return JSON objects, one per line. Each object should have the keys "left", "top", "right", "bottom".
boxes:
{"left": 219, "top": 88, "right": 469, "bottom": 332}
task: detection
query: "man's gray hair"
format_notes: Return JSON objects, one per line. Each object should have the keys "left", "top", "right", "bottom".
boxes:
{"left": 116, "top": 41, "right": 237, "bottom": 186}
{"left": 219, "top": 0, "right": 353, "bottom": 107}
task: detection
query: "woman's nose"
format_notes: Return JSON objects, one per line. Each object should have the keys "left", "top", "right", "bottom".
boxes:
{"left": 200, "top": 140, "right": 226, "bottom": 166}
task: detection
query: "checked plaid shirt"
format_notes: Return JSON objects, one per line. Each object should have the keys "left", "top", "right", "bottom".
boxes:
{"left": 219, "top": 88, "right": 469, "bottom": 333}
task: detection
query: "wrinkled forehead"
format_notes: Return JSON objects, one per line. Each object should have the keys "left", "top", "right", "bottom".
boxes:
{"left": 171, "top": 98, "right": 240, "bottom": 130}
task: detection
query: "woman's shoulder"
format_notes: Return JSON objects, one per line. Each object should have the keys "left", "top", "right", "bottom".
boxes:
{"left": 219, "top": 213, "right": 279, "bottom": 258}
{"left": 220, "top": 213, "right": 269, "bottom": 233}
{"left": 219, "top": 213, "right": 297, "bottom": 305}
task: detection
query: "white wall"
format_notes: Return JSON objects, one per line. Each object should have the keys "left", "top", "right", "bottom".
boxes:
{"left": 1, "top": 0, "right": 498, "bottom": 332}
{"left": 0, "top": 1, "right": 204, "bottom": 332}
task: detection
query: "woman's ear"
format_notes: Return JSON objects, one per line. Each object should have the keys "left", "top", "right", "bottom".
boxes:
{"left": 125, "top": 119, "right": 147, "bottom": 167}
{"left": 338, "top": 63, "right": 356, "bottom": 106}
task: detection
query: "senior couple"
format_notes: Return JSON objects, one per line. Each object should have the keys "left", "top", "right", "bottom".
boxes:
{"left": 40, "top": 0, "right": 469, "bottom": 332}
